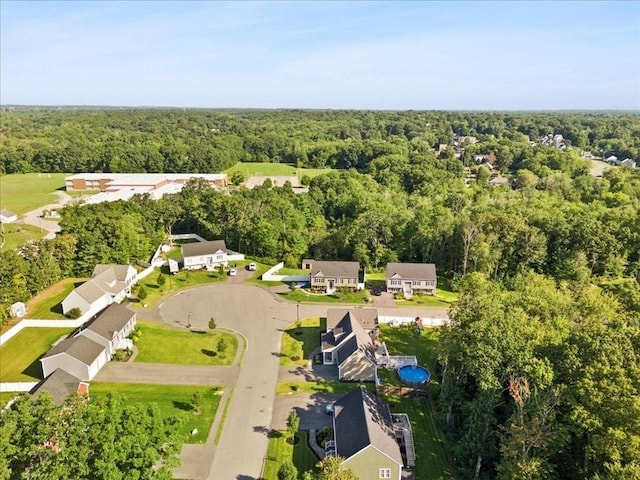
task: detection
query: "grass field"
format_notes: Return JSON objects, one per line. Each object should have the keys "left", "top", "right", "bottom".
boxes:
{"left": 0, "top": 327, "right": 73, "bottom": 381}
{"left": 263, "top": 431, "right": 318, "bottom": 480}
{"left": 89, "top": 383, "right": 222, "bottom": 444}
{"left": 0, "top": 173, "right": 68, "bottom": 214}
{"left": 0, "top": 222, "right": 46, "bottom": 251}
{"left": 134, "top": 321, "right": 238, "bottom": 366}
{"left": 225, "top": 162, "right": 332, "bottom": 179}
{"left": 280, "top": 317, "right": 324, "bottom": 366}
{"left": 278, "top": 289, "right": 371, "bottom": 305}
{"left": 24, "top": 277, "right": 86, "bottom": 320}
{"left": 135, "top": 267, "right": 227, "bottom": 306}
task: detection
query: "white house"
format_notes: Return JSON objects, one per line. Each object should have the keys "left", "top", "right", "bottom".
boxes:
{"left": 78, "top": 303, "right": 137, "bottom": 356}
{"left": 386, "top": 263, "right": 437, "bottom": 298}
{"left": 0, "top": 209, "right": 17, "bottom": 224}
{"left": 61, "top": 264, "right": 137, "bottom": 316}
{"left": 182, "top": 240, "right": 228, "bottom": 270}
{"left": 40, "top": 335, "right": 109, "bottom": 381}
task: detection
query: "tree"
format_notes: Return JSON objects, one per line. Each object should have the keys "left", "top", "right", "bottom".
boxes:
{"left": 216, "top": 337, "right": 227, "bottom": 355}
{"left": 286, "top": 411, "right": 300, "bottom": 442}
{"left": 157, "top": 272, "right": 166, "bottom": 288}
{"left": 230, "top": 171, "right": 245, "bottom": 186}
{"left": 300, "top": 174, "right": 311, "bottom": 186}
{"left": 208, "top": 317, "right": 217, "bottom": 330}
{"left": 137, "top": 285, "right": 148, "bottom": 300}
{"left": 191, "top": 390, "right": 203, "bottom": 414}
{"left": 0, "top": 392, "right": 181, "bottom": 479}
{"left": 316, "top": 456, "right": 360, "bottom": 480}
{"left": 278, "top": 462, "right": 298, "bottom": 480}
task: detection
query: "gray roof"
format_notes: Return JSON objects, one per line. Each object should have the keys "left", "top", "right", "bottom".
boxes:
{"left": 386, "top": 262, "right": 436, "bottom": 281}
{"left": 84, "top": 303, "right": 135, "bottom": 341}
{"left": 92, "top": 264, "right": 134, "bottom": 282}
{"left": 31, "top": 369, "right": 84, "bottom": 405}
{"left": 322, "top": 311, "right": 375, "bottom": 366}
{"left": 333, "top": 388, "right": 403, "bottom": 465}
{"left": 72, "top": 279, "right": 110, "bottom": 303}
{"left": 327, "top": 308, "right": 378, "bottom": 331}
{"left": 42, "top": 335, "right": 106, "bottom": 366}
{"left": 308, "top": 260, "right": 359, "bottom": 279}
{"left": 182, "top": 240, "right": 227, "bottom": 258}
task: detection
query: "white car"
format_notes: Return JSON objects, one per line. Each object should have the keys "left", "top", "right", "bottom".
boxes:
{"left": 248, "top": 262, "right": 257, "bottom": 271}
{"left": 229, "top": 267, "right": 237, "bottom": 276}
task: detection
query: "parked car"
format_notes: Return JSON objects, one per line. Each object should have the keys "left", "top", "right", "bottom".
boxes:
{"left": 248, "top": 262, "right": 257, "bottom": 271}
{"left": 229, "top": 267, "right": 237, "bottom": 276}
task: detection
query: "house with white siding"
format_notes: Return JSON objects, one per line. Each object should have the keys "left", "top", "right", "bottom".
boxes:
{"left": 182, "top": 240, "right": 228, "bottom": 270}
{"left": 386, "top": 263, "right": 437, "bottom": 299}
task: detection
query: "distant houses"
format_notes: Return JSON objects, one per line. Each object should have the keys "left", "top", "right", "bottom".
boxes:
{"left": 301, "top": 259, "right": 362, "bottom": 293}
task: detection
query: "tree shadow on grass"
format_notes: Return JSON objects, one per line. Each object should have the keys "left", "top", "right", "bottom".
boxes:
{"left": 190, "top": 330, "right": 207, "bottom": 335}
{"left": 50, "top": 302, "right": 64, "bottom": 316}
{"left": 172, "top": 400, "right": 194, "bottom": 412}
{"left": 201, "top": 349, "right": 217, "bottom": 357}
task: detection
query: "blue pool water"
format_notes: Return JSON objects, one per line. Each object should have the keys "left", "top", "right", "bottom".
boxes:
{"left": 397, "top": 365, "right": 431, "bottom": 387}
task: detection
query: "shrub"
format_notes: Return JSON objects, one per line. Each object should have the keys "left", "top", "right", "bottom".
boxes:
{"left": 290, "top": 355, "right": 301, "bottom": 362}
{"left": 278, "top": 462, "right": 298, "bottom": 480}
{"left": 66, "top": 307, "right": 82, "bottom": 319}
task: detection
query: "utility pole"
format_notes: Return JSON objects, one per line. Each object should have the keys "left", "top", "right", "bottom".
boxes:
{"left": 187, "top": 312, "right": 192, "bottom": 329}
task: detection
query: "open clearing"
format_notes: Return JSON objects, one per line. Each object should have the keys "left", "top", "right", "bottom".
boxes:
{"left": 89, "top": 383, "right": 222, "bottom": 444}
{"left": 134, "top": 320, "right": 238, "bottom": 366}
{"left": 0, "top": 222, "right": 46, "bottom": 251}
{"left": 225, "top": 162, "right": 331, "bottom": 178}
{"left": 24, "top": 277, "right": 85, "bottom": 320}
{"left": 0, "top": 173, "right": 68, "bottom": 214}
{"left": 136, "top": 268, "right": 227, "bottom": 306}
{"left": 0, "top": 327, "right": 73, "bottom": 381}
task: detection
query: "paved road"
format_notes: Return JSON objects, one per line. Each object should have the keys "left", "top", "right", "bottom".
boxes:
{"left": 21, "top": 191, "right": 73, "bottom": 240}
{"left": 158, "top": 285, "right": 328, "bottom": 480}
{"left": 125, "top": 284, "right": 449, "bottom": 479}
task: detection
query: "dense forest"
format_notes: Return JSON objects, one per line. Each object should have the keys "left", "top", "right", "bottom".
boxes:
{"left": 1, "top": 109, "right": 639, "bottom": 479}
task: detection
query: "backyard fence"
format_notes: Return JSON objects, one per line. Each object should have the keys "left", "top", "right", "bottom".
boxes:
{"left": 261, "top": 262, "right": 309, "bottom": 282}
{"left": 0, "top": 382, "right": 38, "bottom": 393}
{"left": 378, "top": 315, "right": 450, "bottom": 326}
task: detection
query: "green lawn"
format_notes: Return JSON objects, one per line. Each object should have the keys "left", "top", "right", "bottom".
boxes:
{"left": 89, "top": 383, "right": 222, "bottom": 444}
{"left": 276, "top": 381, "right": 370, "bottom": 396}
{"left": 382, "top": 395, "right": 454, "bottom": 480}
{"left": 0, "top": 392, "right": 23, "bottom": 407}
{"left": 244, "top": 262, "right": 287, "bottom": 287}
{"left": 0, "top": 222, "right": 46, "bottom": 251}
{"left": 378, "top": 325, "right": 453, "bottom": 480}
{"left": 135, "top": 267, "right": 227, "bottom": 307}
{"left": 280, "top": 317, "right": 324, "bottom": 366}
{"left": 278, "top": 289, "right": 372, "bottom": 305}
{"left": 225, "top": 162, "right": 332, "bottom": 179}
{"left": 0, "top": 327, "right": 73, "bottom": 381}
{"left": 0, "top": 173, "right": 68, "bottom": 214}
{"left": 134, "top": 321, "right": 238, "bottom": 366}
{"left": 24, "top": 277, "right": 86, "bottom": 320}
{"left": 263, "top": 431, "right": 319, "bottom": 480}
{"left": 395, "top": 278, "right": 459, "bottom": 308}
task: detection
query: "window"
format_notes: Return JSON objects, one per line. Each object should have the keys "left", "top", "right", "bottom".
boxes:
{"left": 391, "top": 280, "right": 401, "bottom": 286}
{"left": 337, "top": 278, "right": 342, "bottom": 284}
{"left": 379, "top": 468, "right": 392, "bottom": 479}
{"left": 426, "top": 280, "right": 435, "bottom": 286}
{"left": 412, "top": 280, "right": 421, "bottom": 286}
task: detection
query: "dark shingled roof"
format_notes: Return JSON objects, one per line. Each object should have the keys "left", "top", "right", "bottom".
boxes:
{"left": 386, "top": 262, "right": 437, "bottom": 281}
{"left": 31, "top": 369, "right": 84, "bottom": 405}
{"left": 72, "top": 279, "right": 110, "bottom": 303}
{"left": 182, "top": 240, "right": 227, "bottom": 258}
{"left": 308, "top": 260, "right": 359, "bottom": 279}
{"left": 42, "top": 335, "right": 105, "bottom": 366}
{"left": 333, "top": 388, "right": 403, "bottom": 465}
{"left": 84, "top": 303, "right": 135, "bottom": 341}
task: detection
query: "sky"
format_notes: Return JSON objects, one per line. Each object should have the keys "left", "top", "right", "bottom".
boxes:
{"left": 1, "top": 1, "right": 639, "bottom": 110}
